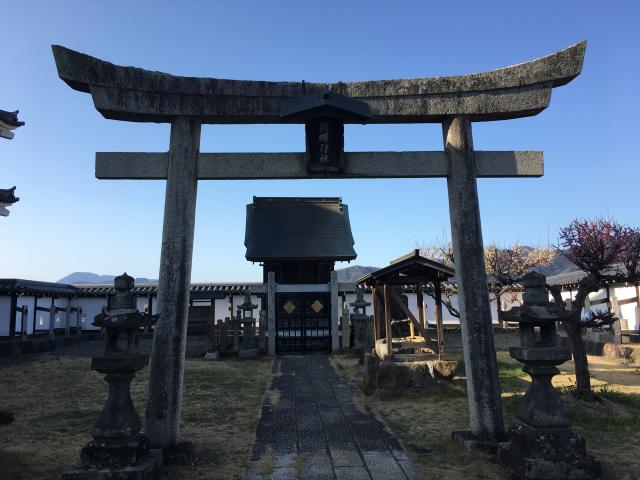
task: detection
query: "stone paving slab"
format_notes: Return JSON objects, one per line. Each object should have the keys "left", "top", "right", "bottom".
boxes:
{"left": 245, "top": 355, "right": 418, "bottom": 479}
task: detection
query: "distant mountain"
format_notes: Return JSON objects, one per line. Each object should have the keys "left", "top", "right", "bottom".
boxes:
{"left": 335, "top": 265, "right": 379, "bottom": 282}
{"left": 56, "top": 251, "right": 579, "bottom": 286}
{"left": 534, "top": 253, "right": 580, "bottom": 278}
{"left": 509, "top": 246, "right": 581, "bottom": 278}
{"left": 57, "top": 272, "right": 158, "bottom": 285}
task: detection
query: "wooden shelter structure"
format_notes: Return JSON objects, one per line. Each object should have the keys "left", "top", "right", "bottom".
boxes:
{"left": 358, "top": 250, "right": 454, "bottom": 361}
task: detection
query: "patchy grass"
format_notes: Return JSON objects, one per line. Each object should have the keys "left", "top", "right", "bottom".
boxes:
{"left": 333, "top": 332, "right": 640, "bottom": 480}
{"left": 0, "top": 355, "right": 273, "bottom": 480}
{"left": 456, "top": 357, "right": 523, "bottom": 379}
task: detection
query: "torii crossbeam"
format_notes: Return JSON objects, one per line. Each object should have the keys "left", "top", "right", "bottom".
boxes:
{"left": 52, "top": 41, "right": 586, "bottom": 449}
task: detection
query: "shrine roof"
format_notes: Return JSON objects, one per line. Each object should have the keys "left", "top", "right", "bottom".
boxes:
{"left": 357, "top": 250, "right": 454, "bottom": 286}
{"left": 0, "top": 187, "right": 19, "bottom": 204}
{"left": 0, "top": 110, "right": 24, "bottom": 129}
{"left": 245, "top": 197, "right": 357, "bottom": 262}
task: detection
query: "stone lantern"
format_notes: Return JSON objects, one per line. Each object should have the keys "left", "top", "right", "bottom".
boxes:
{"left": 499, "top": 271, "right": 600, "bottom": 480}
{"left": 350, "top": 292, "right": 373, "bottom": 353}
{"left": 64, "top": 273, "right": 160, "bottom": 479}
{"left": 237, "top": 292, "right": 258, "bottom": 358}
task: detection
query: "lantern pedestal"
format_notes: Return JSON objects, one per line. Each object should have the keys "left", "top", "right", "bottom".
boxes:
{"left": 239, "top": 318, "right": 258, "bottom": 358}
{"left": 63, "top": 274, "right": 161, "bottom": 480}
{"left": 350, "top": 293, "right": 373, "bottom": 353}
{"left": 498, "top": 272, "right": 601, "bottom": 480}
{"left": 237, "top": 293, "right": 259, "bottom": 359}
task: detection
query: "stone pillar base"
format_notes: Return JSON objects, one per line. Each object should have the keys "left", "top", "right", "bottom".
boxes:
{"left": 80, "top": 434, "right": 150, "bottom": 469}
{"left": 451, "top": 430, "right": 508, "bottom": 456}
{"left": 62, "top": 448, "right": 162, "bottom": 479}
{"left": 499, "top": 423, "right": 601, "bottom": 479}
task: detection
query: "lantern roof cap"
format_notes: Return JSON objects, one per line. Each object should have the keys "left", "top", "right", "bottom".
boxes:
{"left": 280, "top": 89, "right": 372, "bottom": 123}
{"left": 237, "top": 292, "right": 258, "bottom": 311}
{"left": 350, "top": 293, "right": 371, "bottom": 309}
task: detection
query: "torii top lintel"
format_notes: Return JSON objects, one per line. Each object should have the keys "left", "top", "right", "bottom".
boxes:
{"left": 52, "top": 42, "right": 585, "bottom": 124}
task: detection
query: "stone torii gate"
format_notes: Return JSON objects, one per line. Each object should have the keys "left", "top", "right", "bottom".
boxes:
{"left": 52, "top": 41, "right": 586, "bottom": 448}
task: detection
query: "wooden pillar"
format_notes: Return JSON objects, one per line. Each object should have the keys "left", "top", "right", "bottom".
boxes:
{"left": 146, "top": 116, "right": 201, "bottom": 448}
{"left": 610, "top": 295, "right": 622, "bottom": 344}
{"left": 373, "top": 286, "right": 386, "bottom": 341}
{"left": 434, "top": 278, "right": 444, "bottom": 358}
{"left": 267, "top": 272, "right": 276, "bottom": 355}
{"left": 48, "top": 300, "right": 56, "bottom": 340}
{"left": 636, "top": 282, "right": 640, "bottom": 330}
{"left": 76, "top": 307, "right": 83, "bottom": 336}
{"left": 64, "top": 298, "right": 72, "bottom": 337}
{"left": 371, "top": 287, "right": 379, "bottom": 341}
{"left": 32, "top": 295, "right": 38, "bottom": 336}
{"left": 20, "top": 306, "right": 29, "bottom": 340}
{"left": 147, "top": 294, "right": 154, "bottom": 333}
{"left": 416, "top": 283, "right": 425, "bottom": 330}
{"left": 383, "top": 284, "right": 393, "bottom": 360}
{"left": 443, "top": 116, "right": 504, "bottom": 441}
{"left": 9, "top": 294, "right": 17, "bottom": 338}
{"left": 209, "top": 295, "right": 216, "bottom": 324}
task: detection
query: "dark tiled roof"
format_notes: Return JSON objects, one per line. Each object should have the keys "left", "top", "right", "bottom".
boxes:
{"left": 0, "top": 187, "right": 19, "bottom": 204}
{"left": 75, "top": 283, "right": 262, "bottom": 297}
{"left": 0, "top": 279, "right": 262, "bottom": 298}
{"left": 0, "top": 279, "right": 78, "bottom": 296}
{"left": 545, "top": 264, "right": 627, "bottom": 288}
{"left": 357, "top": 250, "right": 454, "bottom": 286}
{"left": 0, "top": 110, "right": 24, "bottom": 128}
{"left": 245, "top": 197, "right": 357, "bottom": 262}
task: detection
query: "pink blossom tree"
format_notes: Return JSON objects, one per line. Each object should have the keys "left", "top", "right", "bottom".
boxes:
{"left": 548, "top": 219, "right": 640, "bottom": 398}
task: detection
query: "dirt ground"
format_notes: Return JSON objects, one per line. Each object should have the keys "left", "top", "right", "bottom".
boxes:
{"left": 0, "top": 354, "right": 273, "bottom": 480}
{"left": 332, "top": 332, "right": 640, "bottom": 480}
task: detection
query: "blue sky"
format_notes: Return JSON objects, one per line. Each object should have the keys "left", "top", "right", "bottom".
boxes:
{"left": 1, "top": 0, "right": 639, "bottom": 282}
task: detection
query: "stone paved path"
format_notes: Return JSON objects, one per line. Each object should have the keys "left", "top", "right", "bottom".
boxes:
{"left": 246, "top": 355, "right": 419, "bottom": 480}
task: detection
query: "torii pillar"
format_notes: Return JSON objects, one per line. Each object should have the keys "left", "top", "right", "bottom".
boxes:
{"left": 445, "top": 116, "right": 504, "bottom": 440}
{"left": 145, "top": 117, "right": 201, "bottom": 447}
{"left": 52, "top": 41, "right": 585, "bottom": 447}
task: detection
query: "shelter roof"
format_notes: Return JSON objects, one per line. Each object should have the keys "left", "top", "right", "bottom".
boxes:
{"left": 357, "top": 250, "right": 454, "bottom": 286}
{"left": 245, "top": 197, "right": 357, "bottom": 262}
